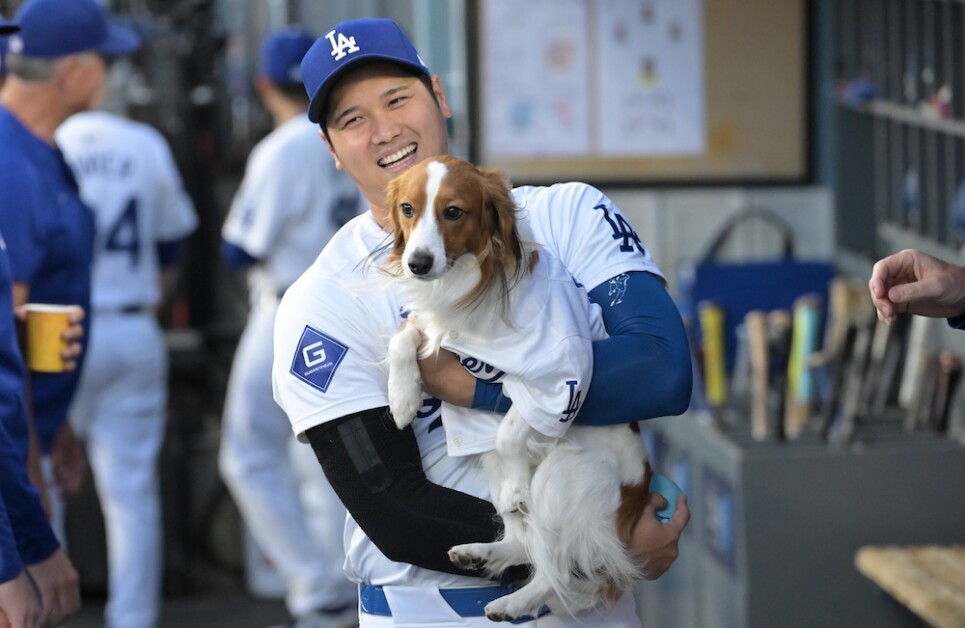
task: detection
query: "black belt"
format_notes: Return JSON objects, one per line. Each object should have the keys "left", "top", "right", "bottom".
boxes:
{"left": 96, "top": 305, "right": 148, "bottom": 315}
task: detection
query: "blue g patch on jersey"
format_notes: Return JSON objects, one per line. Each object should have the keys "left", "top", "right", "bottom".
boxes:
{"left": 290, "top": 326, "right": 348, "bottom": 393}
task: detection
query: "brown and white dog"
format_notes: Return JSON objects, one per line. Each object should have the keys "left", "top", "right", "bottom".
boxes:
{"left": 384, "top": 155, "right": 652, "bottom": 622}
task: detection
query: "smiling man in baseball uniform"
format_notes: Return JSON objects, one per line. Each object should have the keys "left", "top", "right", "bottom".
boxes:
{"left": 271, "top": 18, "right": 693, "bottom": 627}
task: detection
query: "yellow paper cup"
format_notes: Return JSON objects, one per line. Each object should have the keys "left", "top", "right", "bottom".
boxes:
{"left": 24, "top": 304, "right": 75, "bottom": 373}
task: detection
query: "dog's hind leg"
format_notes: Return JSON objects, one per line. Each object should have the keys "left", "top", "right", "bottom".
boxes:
{"left": 494, "top": 407, "right": 541, "bottom": 515}
{"left": 449, "top": 452, "right": 529, "bottom": 576}
{"left": 449, "top": 509, "right": 527, "bottom": 576}
{"left": 386, "top": 324, "right": 424, "bottom": 429}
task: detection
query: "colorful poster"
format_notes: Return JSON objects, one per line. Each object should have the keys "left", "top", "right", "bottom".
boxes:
{"left": 596, "top": 0, "right": 705, "bottom": 155}
{"left": 481, "top": 0, "right": 705, "bottom": 159}
{"left": 482, "top": 0, "right": 591, "bottom": 157}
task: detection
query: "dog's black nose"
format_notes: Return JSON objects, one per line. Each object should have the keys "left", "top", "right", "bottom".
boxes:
{"left": 407, "top": 251, "right": 434, "bottom": 276}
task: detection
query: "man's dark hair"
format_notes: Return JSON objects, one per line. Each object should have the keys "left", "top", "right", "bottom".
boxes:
{"left": 278, "top": 81, "right": 310, "bottom": 105}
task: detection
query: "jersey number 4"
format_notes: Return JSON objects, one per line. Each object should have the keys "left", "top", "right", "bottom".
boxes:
{"left": 105, "top": 197, "right": 140, "bottom": 267}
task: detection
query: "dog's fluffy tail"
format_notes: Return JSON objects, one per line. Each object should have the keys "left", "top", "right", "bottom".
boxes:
{"left": 525, "top": 435, "right": 646, "bottom": 616}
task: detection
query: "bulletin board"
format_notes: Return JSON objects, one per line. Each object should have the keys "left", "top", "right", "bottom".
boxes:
{"left": 469, "top": 0, "right": 809, "bottom": 185}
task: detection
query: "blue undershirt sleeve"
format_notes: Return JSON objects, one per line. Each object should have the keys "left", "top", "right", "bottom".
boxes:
{"left": 472, "top": 380, "right": 513, "bottom": 413}
{"left": 471, "top": 271, "right": 693, "bottom": 424}
{"left": 156, "top": 239, "right": 184, "bottom": 268}
{"left": 220, "top": 239, "right": 260, "bottom": 269}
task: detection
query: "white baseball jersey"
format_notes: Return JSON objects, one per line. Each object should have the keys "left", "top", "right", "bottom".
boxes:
{"left": 273, "top": 180, "right": 663, "bottom": 594}
{"left": 429, "top": 244, "right": 609, "bottom": 457}
{"left": 221, "top": 115, "right": 362, "bottom": 298}
{"left": 56, "top": 111, "right": 198, "bottom": 311}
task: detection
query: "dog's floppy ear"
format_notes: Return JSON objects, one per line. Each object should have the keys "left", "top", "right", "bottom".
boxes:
{"left": 479, "top": 166, "right": 522, "bottom": 273}
{"left": 384, "top": 176, "right": 408, "bottom": 264}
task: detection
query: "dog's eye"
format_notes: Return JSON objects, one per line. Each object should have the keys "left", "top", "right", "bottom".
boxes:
{"left": 400, "top": 203, "right": 414, "bottom": 218}
{"left": 443, "top": 206, "right": 464, "bottom": 220}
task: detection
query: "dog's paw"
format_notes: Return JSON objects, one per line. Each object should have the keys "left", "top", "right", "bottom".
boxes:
{"left": 387, "top": 376, "right": 422, "bottom": 429}
{"left": 496, "top": 483, "right": 530, "bottom": 516}
{"left": 450, "top": 540, "right": 525, "bottom": 577}
{"left": 448, "top": 543, "right": 489, "bottom": 571}
{"left": 485, "top": 597, "right": 533, "bottom": 623}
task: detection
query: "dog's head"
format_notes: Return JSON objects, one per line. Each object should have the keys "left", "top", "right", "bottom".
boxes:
{"left": 385, "top": 155, "right": 524, "bottom": 306}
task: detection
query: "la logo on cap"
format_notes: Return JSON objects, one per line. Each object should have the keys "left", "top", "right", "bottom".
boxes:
{"left": 325, "top": 29, "right": 359, "bottom": 61}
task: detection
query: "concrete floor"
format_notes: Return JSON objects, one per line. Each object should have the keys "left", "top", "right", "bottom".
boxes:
{"left": 70, "top": 592, "right": 294, "bottom": 628}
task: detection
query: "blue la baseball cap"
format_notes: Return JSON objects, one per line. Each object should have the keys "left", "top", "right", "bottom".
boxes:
{"left": 301, "top": 18, "right": 430, "bottom": 123}
{"left": 7, "top": 0, "right": 140, "bottom": 58}
{"left": 259, "top": 26, "right": 315, "bottom": 87}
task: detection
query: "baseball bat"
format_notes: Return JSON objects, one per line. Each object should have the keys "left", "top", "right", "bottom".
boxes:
{"left": 931, "top": 352, "right": 963, "bottom": 432}
{"left": 858, "top": 318, "right": 892, "bottom": 417}
{"left": 830, "top": 315, "right": 874, "bottom": 447}
{"left": 898, "top": 315, "right": 936, "bottom": 410}
{"left": 868, "top": 312, "right": 911, "bottom": 417}
{"left": 731, "top": 322, "right": 751, "bottom": 403}
{"left": 906, "top": 353, "right": 938, "bottom": 431}
{"left": 699, "top": 301, "right": 727, "bottom": 421}
{"left": 767, "top": 309, "right": 792, "bottom": 442}
{"left": 745, "top": 310, "right": 770, "bottom": 441}
{"left": 817, "top": 323, "right": 858, "bottom": 441}
{"left": 822, "top": 277, "right": 852, "bottom": 352}
{"left": 784, "top": 295, "right": 823, "bottom": 439}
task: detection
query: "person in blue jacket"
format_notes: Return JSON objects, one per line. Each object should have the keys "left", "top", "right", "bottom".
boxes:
{"left": 0, "top": 228, "right": 84, "bottom": 628}
{"left": 0, "top": 0, "right": 139, "bottom": 544}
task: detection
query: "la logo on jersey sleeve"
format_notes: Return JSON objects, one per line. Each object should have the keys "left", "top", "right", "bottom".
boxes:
{"left": 290, "top": 326, "right": 348, "bottom": 393}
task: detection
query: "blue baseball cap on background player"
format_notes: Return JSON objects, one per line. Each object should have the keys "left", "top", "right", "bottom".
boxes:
{"left": 301, "top": 18, "right": 430, "bottom": 123}
{"left": 259, "top": 26, "right": 315, "bottom": 87}
{"left": 7, "top": 0, "right": 139, "bottom": 58}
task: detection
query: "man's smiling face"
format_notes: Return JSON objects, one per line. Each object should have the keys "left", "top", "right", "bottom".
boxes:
{"left": 323, "top": 62, "right": 452, "bottom": 222}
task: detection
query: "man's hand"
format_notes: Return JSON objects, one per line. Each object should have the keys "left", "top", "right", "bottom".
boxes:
{"left": 631, "top": 492, "right": 690, "bottom": 580}
{"left": 0, "top": 571, "right": 39, "bottom": 628}
{"left": 417, "top": 348, "right": 475, "bottom": 407}
{"left": 12, "top": 306, "right": 85, "bottom": 371}
{"left": 25, "top": 549, "right": 80, "bottom": 628}
{"left": 869, "top": 248, "right": 965, "bottom": 325}
{"left": 58, "top": 307, "right": 85, "bottom": 371}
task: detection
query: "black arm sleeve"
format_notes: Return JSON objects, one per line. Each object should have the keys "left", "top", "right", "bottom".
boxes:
{"left": 305, "top": 408, "right": 512, "bottom": 578}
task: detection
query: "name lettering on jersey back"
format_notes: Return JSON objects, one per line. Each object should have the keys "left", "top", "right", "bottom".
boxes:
{"left": 72, "top": 152, "right": 133, "bottom": 179}
{"left": 325, "top": 29, "right": 360, "bottom": 61}
{"left": 460, "top": 356, "right": 505, "bottom": 383}
{"left": 290, "top": 326, "right": 348, "bottom": 393}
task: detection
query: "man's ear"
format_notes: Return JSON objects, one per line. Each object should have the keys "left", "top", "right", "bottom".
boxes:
{"left": 318, "top": 129, "right": 343, "bottom": 170}
{"left": 430, "top": 75, "right": 453, "bottom": 119}
{"left": 253, "top": 74, "right": 273, "bottom": 99}
{"left": 53, "top": 55, "right": 80, "bottom": 91}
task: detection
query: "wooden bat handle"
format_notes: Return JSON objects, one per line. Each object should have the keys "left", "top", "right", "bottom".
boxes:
{"left": 932, "top": 352, "right": 964, "bottom": 432}
{"left": 745, "top": 310, "right": 769, "bottom": 441}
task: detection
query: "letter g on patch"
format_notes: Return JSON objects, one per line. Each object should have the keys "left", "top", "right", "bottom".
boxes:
{"left": 290, "top": 326, "right": 348, "bottom": 393}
